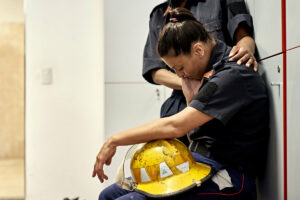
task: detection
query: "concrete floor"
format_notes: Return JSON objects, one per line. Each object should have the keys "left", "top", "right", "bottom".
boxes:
{"left": 0, "top": 159, "right": 24, "bottom": 200}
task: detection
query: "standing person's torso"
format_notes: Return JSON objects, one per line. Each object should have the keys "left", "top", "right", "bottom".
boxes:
{"left": 151, "top": 0, "right": 228, "bottom": 43}
{"left": 143, "top": 0, "right": 252, "bottom": 84}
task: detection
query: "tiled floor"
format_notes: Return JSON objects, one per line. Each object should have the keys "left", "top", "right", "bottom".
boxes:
{"left": 0, "top": 159, "right": 24, "bottom": 200}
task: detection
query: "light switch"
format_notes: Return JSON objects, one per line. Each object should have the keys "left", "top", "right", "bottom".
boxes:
{"left": 41, "top": 67, "right": 52, "bottom": 85}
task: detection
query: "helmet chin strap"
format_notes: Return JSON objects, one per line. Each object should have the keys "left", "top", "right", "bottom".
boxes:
{"left": 115, "top": 143, "right": 146, "bottom": 191}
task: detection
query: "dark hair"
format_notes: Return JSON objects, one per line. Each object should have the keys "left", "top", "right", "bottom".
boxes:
{"left": 157, "top": 7, "right": 211, "bottom": 57}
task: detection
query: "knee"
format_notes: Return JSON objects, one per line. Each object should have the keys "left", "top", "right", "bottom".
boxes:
{"left": 98, "top": 183, "right": 130, "bottom": 200}
{"left": 98, "top": 186, "right": 114, "bottom": 200}
{"left": 98, "top": 190, "right": 108, "bottom": 200}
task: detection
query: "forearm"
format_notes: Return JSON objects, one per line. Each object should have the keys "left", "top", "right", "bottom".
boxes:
{"left": 236, "top": 35, "right": 255, "bottom": 55}
{"left": 235, "top": 26, "right": 255, "bottom": 54}
{"left": 230, "top": 26, "right": 258, "bottom": 69}
{"left": 108, "top": 107, "right": 213, "bottom": 147}
{"left": 109, "top": 117, "right": 185, "bottom": 147}
{"left": 152, "top": 69, "right": 182, "bottom": 90}
{"left": 92, "top": 107, "right": 213, "bottom": 182}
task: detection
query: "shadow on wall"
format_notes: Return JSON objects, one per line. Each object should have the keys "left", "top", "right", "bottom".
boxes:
{"left": 257, "top": 62, "right": 282, "bottom": 200}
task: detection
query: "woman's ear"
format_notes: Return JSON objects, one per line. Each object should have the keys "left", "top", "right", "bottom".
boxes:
{"left": 192, "top": 42, "right": 204, "bottom": 57}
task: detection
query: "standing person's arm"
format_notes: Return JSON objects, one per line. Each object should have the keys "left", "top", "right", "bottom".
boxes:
{"left": 143, "top": 7, "right": 182, "bottom": 90}
{"left": 225, "top": 0, "right": 258, "bottom": 70}
{"left": 151, "top": 68, "right": 182, "bottom": 90}
{"left": 230, "top": 26, "right": 257, "bottom": 70}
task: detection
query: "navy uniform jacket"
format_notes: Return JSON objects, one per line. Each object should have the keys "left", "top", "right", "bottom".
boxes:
{"left": 142, "top": 0, "right": 254, "bottom": 84}
{"left": 189, "top": 40, "right": 269, "bottom": 176}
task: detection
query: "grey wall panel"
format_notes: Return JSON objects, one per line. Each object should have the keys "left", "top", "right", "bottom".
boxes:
{"left": 287, "top": 48, "right": 300, "bottom": 200}
{"left": 104, "top": 0, "right": 162, "bottom": 82}
{"left": 103, "top": 0, "right": 168, "bottom": 189}
{"left": 251, "top": 0, "right": 284, "bottom": 199}
{"left": 286, "top": 0, "right": 300, "bottom": 49}
{"left": 257, "top": 57, "right": 284, "bottom": 200}
{"left": 103, "top": 83, "right": 165, "bottom": 187}
{"left": 253, "top": 0, "right": 282, "bottom": 58}
{"left": 245, "top": 0, "right": 255, "bottom": 21}
{"left": 287, "top": 0, "right": 300, "bottom": 198}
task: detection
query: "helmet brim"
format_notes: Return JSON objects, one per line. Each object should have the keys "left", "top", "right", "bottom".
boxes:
{"left": 134, "top": 162, "right": 213, "bottom": 198}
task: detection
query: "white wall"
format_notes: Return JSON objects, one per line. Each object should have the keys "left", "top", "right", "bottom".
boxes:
{"left": 25, "top": 0, "right": 104, "bottom": 199}
{"left": 0, "top": 0, "right": 24, "bottom": 23}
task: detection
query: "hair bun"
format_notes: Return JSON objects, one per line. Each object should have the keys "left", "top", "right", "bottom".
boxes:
{"left": 165, "top": 7, "right": 197, "bottom": 24}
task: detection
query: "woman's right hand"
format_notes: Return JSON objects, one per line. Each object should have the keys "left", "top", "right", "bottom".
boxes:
{"left": 92, "top": 137, "right": 117, "bottom": 183}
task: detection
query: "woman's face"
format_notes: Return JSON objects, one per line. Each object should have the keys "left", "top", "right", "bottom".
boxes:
{"left": 161, "top": 42, "right": 210, "bottom": 80}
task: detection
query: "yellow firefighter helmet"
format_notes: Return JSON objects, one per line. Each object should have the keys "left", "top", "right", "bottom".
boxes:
{"left": 127, "top": 139, "right": 212, "bottom": 198}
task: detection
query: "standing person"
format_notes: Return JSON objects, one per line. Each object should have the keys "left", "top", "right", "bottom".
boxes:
{"left": 143, "top": 0, "right": 257, "bottom": 146}
{"left": 93, "top": 8, "right": 268, "bottom": 200}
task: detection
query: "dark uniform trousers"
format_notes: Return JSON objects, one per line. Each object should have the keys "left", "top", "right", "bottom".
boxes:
{"left": 98, "top": 153, "right": 257, "bottom": 200}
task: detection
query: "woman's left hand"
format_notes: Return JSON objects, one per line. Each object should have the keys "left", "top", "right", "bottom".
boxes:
{"left": 92, "top": 138, "right": 116, "bottom": 183}
{"left": 229, "top": 45, "right": 258, "bottom": 71}
{"left": 182, "top": 77, "right": 204, "bottom": 105}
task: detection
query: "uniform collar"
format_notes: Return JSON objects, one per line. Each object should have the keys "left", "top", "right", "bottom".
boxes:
{"left": 205, "top": 40, "right": 231, "bottom": 73}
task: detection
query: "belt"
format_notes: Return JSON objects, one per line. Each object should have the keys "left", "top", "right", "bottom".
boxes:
{"left": 189, "top": 140, "right": 213, "bottom": 159}
{"left": 189, "top": 141, "right": 224, "bottom": 172}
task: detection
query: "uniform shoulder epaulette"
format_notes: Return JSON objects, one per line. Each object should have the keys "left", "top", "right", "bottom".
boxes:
{"left": 150, "top": 1, "right": 169, "bottom": 17}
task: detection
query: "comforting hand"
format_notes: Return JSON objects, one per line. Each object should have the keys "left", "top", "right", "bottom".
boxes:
{"left": 92, "top": 138, "right": 116, "bottom": 183}
{"left": 229, "top": 45, "right": 258, "bottom": 71}
{"left": 181, "top": 77, "right": 204, "bottom": 105}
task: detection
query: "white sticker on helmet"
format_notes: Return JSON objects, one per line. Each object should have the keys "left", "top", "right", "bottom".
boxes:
{"left": 160, "top": 162, "right": 173, "bottom": 178}
{"left": 176, "top": 161, "right": 190, "bottom": 173}
{"left": 140, "top": 168, "right": 151, "bottom": 183}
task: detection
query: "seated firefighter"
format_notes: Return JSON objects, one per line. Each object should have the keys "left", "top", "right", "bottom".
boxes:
{"left": 93, "top": 7, "right": 269, "bottom": 200}
{"left": 142, "top": 0, "right": 258, "bottom": 147}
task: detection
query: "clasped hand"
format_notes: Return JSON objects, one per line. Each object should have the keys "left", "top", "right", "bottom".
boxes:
{"left": 181, "top": 77, "right": 204, "bottom": 105}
